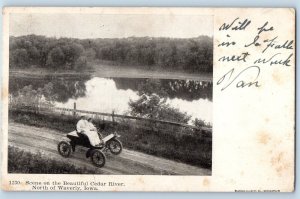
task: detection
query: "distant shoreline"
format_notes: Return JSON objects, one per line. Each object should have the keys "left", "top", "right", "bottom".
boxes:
{"left": 9, "top": 64, "right": 213, "bottom": 81}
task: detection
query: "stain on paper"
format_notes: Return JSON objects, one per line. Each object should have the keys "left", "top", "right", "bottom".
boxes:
{"left": 257, "top": 131, "right": 271, "bottom": 145}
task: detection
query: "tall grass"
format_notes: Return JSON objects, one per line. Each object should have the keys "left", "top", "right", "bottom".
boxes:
{"left": 8, "top": 146, "right": 100, "bottom": 174}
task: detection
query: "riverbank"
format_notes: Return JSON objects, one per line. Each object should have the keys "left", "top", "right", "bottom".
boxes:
{"left": 10, "top": 62, "right": 212, "bottom": 81}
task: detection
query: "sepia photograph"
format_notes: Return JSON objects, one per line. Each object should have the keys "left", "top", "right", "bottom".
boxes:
{"left": 7, "top": 12, "right": 213, "bottom": 175}
{"left": 1, "top": 7, "right": 295, "bottom": 192}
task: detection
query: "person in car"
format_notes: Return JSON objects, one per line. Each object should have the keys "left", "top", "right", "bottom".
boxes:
{"left": 76, "top": 116, "right": 102, "bottom": 147}
{"left": 76, "top": 115, "right": 87, "bottom": 133}
{"left": 87, "top": 117, "right": 104, "bottom": 146}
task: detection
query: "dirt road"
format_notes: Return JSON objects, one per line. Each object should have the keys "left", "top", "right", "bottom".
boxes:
{"left": 8, "top": 122, "right": 211, "bottom": 175}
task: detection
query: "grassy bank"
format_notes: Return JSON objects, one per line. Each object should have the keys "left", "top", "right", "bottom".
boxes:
{"left": 8, "top": 146, "right": 99, "bottom": 174}
{"left": 9, "top": 110, "right": 212, "bottom": 168}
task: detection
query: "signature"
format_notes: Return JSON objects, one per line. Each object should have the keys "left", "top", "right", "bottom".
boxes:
{"left": 217, "top": 66, "right": 261, "bottom": 91}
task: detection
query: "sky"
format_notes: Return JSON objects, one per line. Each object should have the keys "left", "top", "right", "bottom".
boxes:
{"left": 9, "top": 13, "right": 213, "bottom": 39}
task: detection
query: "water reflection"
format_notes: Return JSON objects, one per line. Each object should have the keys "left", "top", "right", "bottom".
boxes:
{"left": 114, "top": 78, "right": 212, "bottom": 101}
{"left": 9, "top": 75, "right": 90, "bottom": 103}
{"left": 9, "top": 76, "right": 213, "bottom": 123}
{"left": 56, "top": 77, "right": 213, "bottom": 124}
{"left": 56, "top": 78, "right": 139, "bottom": 115}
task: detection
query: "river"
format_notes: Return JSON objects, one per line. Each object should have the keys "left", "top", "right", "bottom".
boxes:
{"left": 9, "top": 76, "right": 213, "bottom": 124}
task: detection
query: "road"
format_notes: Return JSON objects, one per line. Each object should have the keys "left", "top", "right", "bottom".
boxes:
{"left": 8, "top": 122, "right": 211, "bottom": 175}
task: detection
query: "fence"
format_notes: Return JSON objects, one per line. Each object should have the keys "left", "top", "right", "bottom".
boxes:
{"left": 9, "top": 101, "right": 212, "bottom": 132}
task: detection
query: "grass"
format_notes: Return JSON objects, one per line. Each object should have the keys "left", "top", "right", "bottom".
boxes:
{"left": 9, "top": 109, "right": 212, "bottom": 169}
{"left": 8, "top": 146, "right": 99, "bottom": 174}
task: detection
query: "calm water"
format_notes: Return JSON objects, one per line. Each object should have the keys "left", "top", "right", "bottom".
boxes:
{"left": 55, "top": 77, "right": 213, "bottom": 124}
{"left": 10, "top": 76, "right": 213, "bottom": 124}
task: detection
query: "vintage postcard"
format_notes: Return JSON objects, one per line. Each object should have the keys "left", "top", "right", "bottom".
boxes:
{"left": 1, "top": 7, "right": 295, "bottom": 192}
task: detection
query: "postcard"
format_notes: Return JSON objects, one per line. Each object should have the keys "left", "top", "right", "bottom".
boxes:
{"left": 1, "top": 7, "right": 295, "bottom": 192}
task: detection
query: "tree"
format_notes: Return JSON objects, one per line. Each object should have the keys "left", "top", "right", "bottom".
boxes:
{"left": 129, "top": 94, "right": 191, "bottom": 124}
{"left": 137, "top": 79, "right": 168, "bottom": 97}
{"left": 74, "top": 55, "right": 88, "bottom": 70}
{"left": 83, "top": 48, "right": 96, "bottom": 60}
{"left": 10, "top": 49, "right": 29, "bottom": 68}
{"left": 46, "top": 47, "right": 65, "bottom": 68}
{"left": 10, "top": 35, "right": 213, "bottom": 73}
{"left": 27, "top": 46, "right": 40, "bottom": 64}
{"left": 62, "top": 43, "right": 84, "bottom": 68}
{"left": 10, "top": 82, "right": 56, "bottom": 109}
{"left": 193, "top": 118, "right": 211, "bottom": 128}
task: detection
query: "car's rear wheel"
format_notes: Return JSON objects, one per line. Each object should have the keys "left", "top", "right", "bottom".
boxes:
{"left": 107, "top": 138, "right": 123, "bottom": 155}
{"left": 90, "top": 149, "right": 106, "bottom": 167}
{"left": 58, "top": 141, "right": 72, "bottom": 157}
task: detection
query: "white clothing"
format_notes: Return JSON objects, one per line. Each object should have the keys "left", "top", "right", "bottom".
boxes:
{"left": 88, "top": 122, "right": 97, "bottom": 131}
{"left": 76, "top": 119, "right": 88, "bottom": 132}
{"left": 76, "top": 119, "right": 100, "bottom": 146}
{"left": 82, "top": 130, "right": 101, "bottom": 146}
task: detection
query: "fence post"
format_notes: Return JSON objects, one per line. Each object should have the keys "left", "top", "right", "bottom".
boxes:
{"left": 112, "top": 110, "right": 115, "bottom": 125}
{"left": 73, "top": 102, "right": 77, "bottom": 116}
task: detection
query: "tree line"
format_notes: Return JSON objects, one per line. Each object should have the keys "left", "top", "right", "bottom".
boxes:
{"left": 10, "top": 34, "right": 213, "bottom": 73}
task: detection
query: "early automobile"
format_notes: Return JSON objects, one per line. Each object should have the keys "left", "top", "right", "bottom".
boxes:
{"left": 57, "top": 129, "right": 122, "bottom": 167}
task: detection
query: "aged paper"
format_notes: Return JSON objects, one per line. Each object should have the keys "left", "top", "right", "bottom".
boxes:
{"left": 1, "top": 7, "right": 295, "bottom": 192}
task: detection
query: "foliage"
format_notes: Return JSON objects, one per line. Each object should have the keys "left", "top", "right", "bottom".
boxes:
{"left": 193, "top": 118, "right": 209, "bottom": 128}
{"left": 129, "top": 94, "right": 191, "bottom": 124}
{"left": 94, "top": 36, "right": 213, "bottom": 73}
{"left": 9, "top": 76, "right": 89, "bottom": 103}
{"left": 10, "top": 35, "right": 213, "bottom": 73}
{"left": 10, "top": 35, "right": 87, "bottom": 70}
{"left": 129, "top": 79, "right": 195, "bottom": 124}
{"left": 10, "top": 82, "right": 56, "bottom": 108}
{"left": 8, "top": 146, "right": 99, "bottom": 174}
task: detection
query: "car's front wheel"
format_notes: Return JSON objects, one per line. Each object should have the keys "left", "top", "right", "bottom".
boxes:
{"left": 107, "top": 138, "right": 123, "bottom": 155}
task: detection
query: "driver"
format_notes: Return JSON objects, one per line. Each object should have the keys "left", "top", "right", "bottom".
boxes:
{"left": 76, "top": 116, "right": 102, "bottom": 147}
